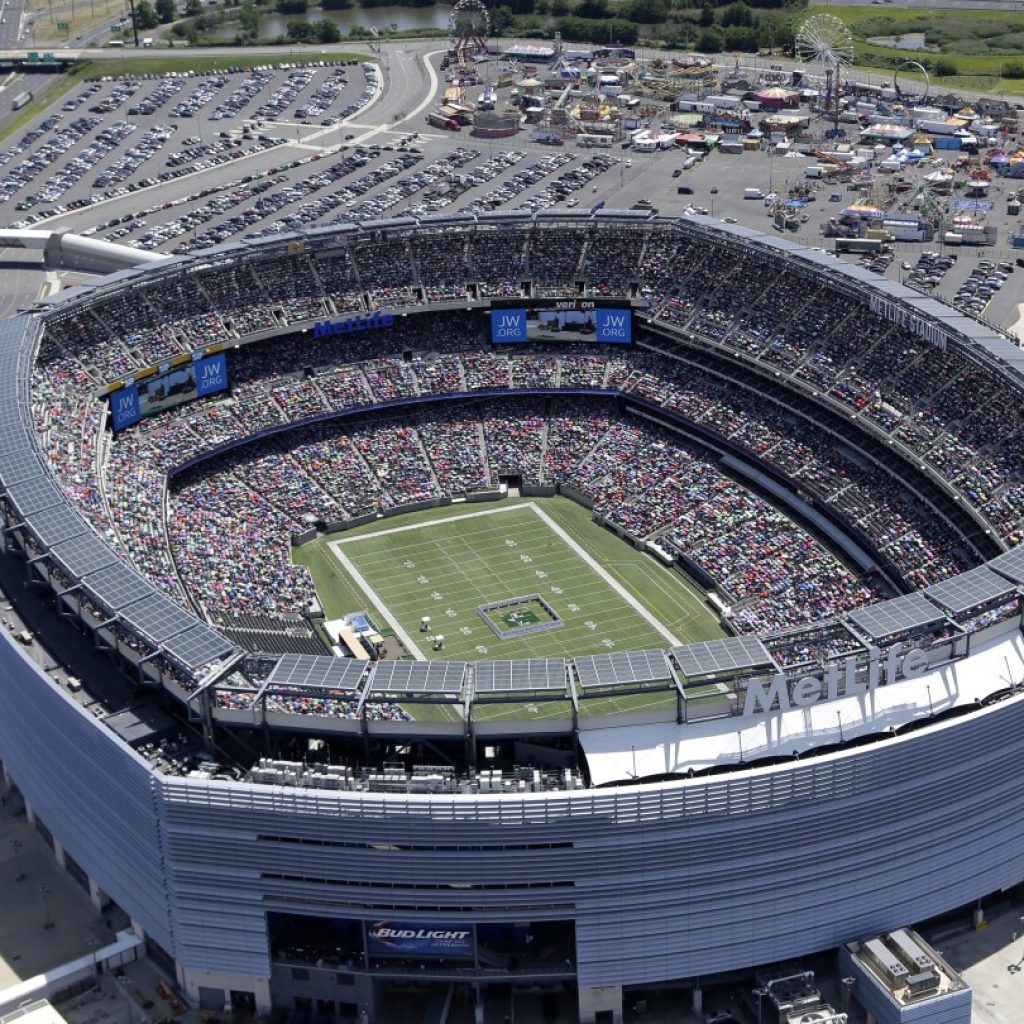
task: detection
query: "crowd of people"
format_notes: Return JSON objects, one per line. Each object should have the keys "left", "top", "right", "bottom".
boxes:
{"left": 28, "top": 224, "right": 1024, "bottom": 696}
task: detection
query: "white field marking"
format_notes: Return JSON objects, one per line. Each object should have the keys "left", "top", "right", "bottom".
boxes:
{"left": 329, "top": 544, "right": 425, "bottom": 659}
{"left": 332, "top": 502, "right": 531, "bottom": 545}
{"left": 526, "top": 504, "right": 682, "bottom": 647}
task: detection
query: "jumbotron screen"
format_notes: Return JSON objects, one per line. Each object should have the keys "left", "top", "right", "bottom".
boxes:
{"left": 109, "top": 352, "right": 229, "bottom": 432}
{"left": 490, "top": 299, "right": 632, "bottom": 345}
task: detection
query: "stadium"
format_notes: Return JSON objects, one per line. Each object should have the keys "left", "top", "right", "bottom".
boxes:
{"left": 1, "top": 211, "right": 1024, "bottom": 1024}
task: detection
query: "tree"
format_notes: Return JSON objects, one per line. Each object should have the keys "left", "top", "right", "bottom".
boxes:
{"left": 155, "top": 0, "right": 176, "bottom": 23}
{"left": 1002, "top": 60, "right": 1024, "bottom": 79}
{"left": 720, "top": 2, "right": 752, "bottom": 27}
{"left": 286, "top": 18, "right": 314, "bottom": 40}
{"left": 625, "top": 0, "right": 667, "bottom": 23}
{"left": 185, "top": 0, "right": 202, "bottom": 15}
{"left": 133, "top": 0, "right": 160, "bottom": 29}
{"left": 696, "top": 25, "right": 723, "bottom": 52}
{"left": 322, "top": 0, "right": 353, "bottom": 8}
{"left": 238, "top": 0, "right": 259, "bottom": 35}
{"left": 576, "top": 0, "right": 608, "bottom": 17}
{"left": 934, "top": 56, "right": 958, "bottom": 77}
{"left": 314, "top": 18, "right": 340, "bottom": 41}
{"left": 699, "top": 2, "right": 714, "bottom": 26}
{"left": 276, "top": 0, "right": 308, "bottom": 13}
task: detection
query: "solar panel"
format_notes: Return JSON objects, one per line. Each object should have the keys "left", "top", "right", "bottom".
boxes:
{"left": 6, "top": 474, "right": 64, "bottom": 516}
{"left": 123, "top": 592, "right": 199, "bottom": 644}
{"left": 990, "top": 546, "right": 1024, "bottom": 585}
{"left": 0, "top": 446, "right": 48, "bottom": 487}
{"left": 847, "top": 593, "right": 946, "bottom": 643}
{"left": 25, "top": 504, "right": 87, "bottom": 549}
{"left": 85, "top": 561, "right": 165, "bottom": 612}
{"left": 51, "top": 532, "right": 118, "bottom": 579}
{"left": 267, "top": 653, "right": 367, "bottom": 692}
{"left": 924, "top": 565, "right": 1016, "bottom": 617}
{"left": 370, "top": 660, "right": 466, "bottom": 695}
{"left": 163, "top": 624, "right": 237, "bottom": 673}
{"left": 672, "top": 636, "right": 774, "bottom": 680}
{"left": 575, "top": 650, "right": 671, "bottom": 690}
{"left": 474, "top": 659, "right": 567, "bottom": 694}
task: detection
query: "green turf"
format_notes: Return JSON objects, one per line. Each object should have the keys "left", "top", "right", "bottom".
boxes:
{"left": 304, "top": 497, "right": 723, "bottom": 664}
{"left": 295, "top": 496, "right": 725, "bottom": 723}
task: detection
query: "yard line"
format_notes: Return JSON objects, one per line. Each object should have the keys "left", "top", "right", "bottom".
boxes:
{"left": 332, "top": 503, "right": 527, "bottom": 545}
{"left": 526, "top": 503, "right": 682, "bottom": 647}
{"left": 329, "top": 544, "right": 426, "bottom": 659}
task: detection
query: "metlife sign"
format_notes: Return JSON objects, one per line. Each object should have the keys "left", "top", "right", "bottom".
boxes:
{"left": 195, "top": 352, "right": 229, "bottom": 398}
{"left": 367, "top": 921, "right": 474, "bottom": 959}
{"left": 594, "top": 307, "right": 632, "bottom": 344}
{"left": 490, "top": 308, "right": 528, "bottom": 343}
{"left": 110, "top": 385, "right": 141, "bottom": 432}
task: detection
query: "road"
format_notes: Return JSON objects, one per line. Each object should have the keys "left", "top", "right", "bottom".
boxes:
{"left": 0, "top": 0, "right": 25, "bottom": 50}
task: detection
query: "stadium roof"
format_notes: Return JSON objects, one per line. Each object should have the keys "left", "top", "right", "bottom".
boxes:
{"left": 672, "top": 636, "right": 775, "bottom": 681}
{"left": 847, "top": 593, "right": 947, "bottom": 643}
{"left": 575, "top": 650, "right": 673, "bottom": 690}
{"left": 990, "top": 546, "right": 1024, "bottom": 585}
{"left": 924, "top": 565, "right": 1017, "bottom": 617}
{"left": 266, "top": 653, "right": 368, "bottom": 692}
{"left": 371, "top": 660, "right": 467, "bottom": 696}
{"left": 581, "top": 630, "right": 1024, "bottom": 785}
{"left": 473, "top": 659, "right": 567, "bottom": 695}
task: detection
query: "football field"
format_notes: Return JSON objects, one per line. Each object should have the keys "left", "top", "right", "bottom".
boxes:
{"left": 296, "top": 498, "right": 724, "bottom": 667}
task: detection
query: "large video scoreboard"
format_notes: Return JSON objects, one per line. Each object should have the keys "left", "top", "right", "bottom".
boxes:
{"left": 489, "top": 298, "right": 633, "bottom": 345}
{"left": 109, "top": 351, "right": 230, "bottom": 432}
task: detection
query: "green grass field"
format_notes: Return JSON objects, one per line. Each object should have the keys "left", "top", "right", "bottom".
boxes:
{"left": 294, "top": 497, "right": 725, "bottom": 722}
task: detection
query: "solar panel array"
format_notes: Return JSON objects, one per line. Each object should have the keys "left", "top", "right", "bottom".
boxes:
{"left": 847, "top": 593, "right": 946, "bottom": 643}
{"left": 84, "top": 562, "right": 158, "bottom": 613}
{"left": 26, "top": 504, "right": 87, "bottom": 549}
{"left": 990, "top": 546, "right": 1024, "bottom": 585}
{"left": 474, "top": 659, "right": 567, "bottom": 694}
{"left": 924, "top": 565, "right": 1016, "bottom": 617}
{"left": 371, "top": 660, "right": 466, "bottom": 695}
{"left": 268, "top": 654, "right": 367, "bottom": 692}
{"left": 575, "top": 650, "right": 671, "bottom": 690}
{"left": 672, "top": 637, "right": 773, "bottom": 680}
{"left": 164, "top": 625, "right": 235, "bottom": 673}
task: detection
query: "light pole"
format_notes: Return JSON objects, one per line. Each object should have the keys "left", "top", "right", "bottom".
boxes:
{"left": 837, "top": 710, "right": 844, "bottom": 742}
{"left": 753, "top": 986, "right": 768, "bottom": 1024}
{"left": 87, "top": 936, "right": 101, "bottom": 977}
{"left": 117, "top": 976, "right": 134, "bottom": 1024}
{"left": 38, "top": 884, "right": 54, "bottom": 930}
{"left": 11, "top": 838, "right": 25, "bottom": 882}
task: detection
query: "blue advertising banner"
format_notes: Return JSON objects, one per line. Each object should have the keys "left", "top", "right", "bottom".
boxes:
{"left": 490, "top": 308, "right": 528, "bottom": 343}
{"left": 594, "top": 307, "right": 632, "bottom": 344}
{"left": 367, "top": 921, "right": 474, "bottom": 959}
{"left": 195, "top": 352, "right": 229, "bottom": 397}
{"left": 110, "top": 385, "right": 141, "bottom": 432}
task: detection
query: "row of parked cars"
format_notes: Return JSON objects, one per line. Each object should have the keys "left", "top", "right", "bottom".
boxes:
{"left": 954, "top": 257, "right": 1013, "bottom": 316}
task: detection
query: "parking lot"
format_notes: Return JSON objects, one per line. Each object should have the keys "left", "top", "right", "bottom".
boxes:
{"left": 3, "top": 43, "right": 1024, "bottom": 333}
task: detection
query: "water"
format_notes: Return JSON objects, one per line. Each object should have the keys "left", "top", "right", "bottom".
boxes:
{"left": 261, "top": 4, "right": 452, "bottom": 38}
{"left": 866, "top": 33, "right": 929, "bottom": 51}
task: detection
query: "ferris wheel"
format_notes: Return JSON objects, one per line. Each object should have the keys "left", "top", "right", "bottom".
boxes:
{"left": 448, "top": 0, "right": 491, "bottom": 66}
{"left": 796, "top": 13, "right": 854, "bottom": 117}
{"left": 796, "top": 13, "right": 854, "bottom": 78}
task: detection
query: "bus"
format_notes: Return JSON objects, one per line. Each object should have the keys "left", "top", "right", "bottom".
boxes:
{"left": 426, "top": 112, "right": 461, "bottom": 132}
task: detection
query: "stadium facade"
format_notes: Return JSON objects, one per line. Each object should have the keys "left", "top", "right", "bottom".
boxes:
{"left": 2, "top": 213, "right": 1024, "bottom": 1023}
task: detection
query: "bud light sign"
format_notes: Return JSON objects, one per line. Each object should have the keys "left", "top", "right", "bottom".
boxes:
{"left": 594, "top": 308, "right": 631, "bottom": 344}
{"left": 490, "top": 308, "right": 528, "bottom": 343}
{"left": 195, "top": 352, "right": 228, "bottom": 397}
{"left": 110, "top": 385, "right": 141, "bottom": 431}
{"left": 367, "top": 921, "right": 474, "bottom": 959}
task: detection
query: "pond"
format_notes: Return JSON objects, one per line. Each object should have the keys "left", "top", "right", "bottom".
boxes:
{"left": 261, "top": 4, "right": 452, "bottom": 37}
{"left": 866, "top": 32, "right": 930, "bottom": 51}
